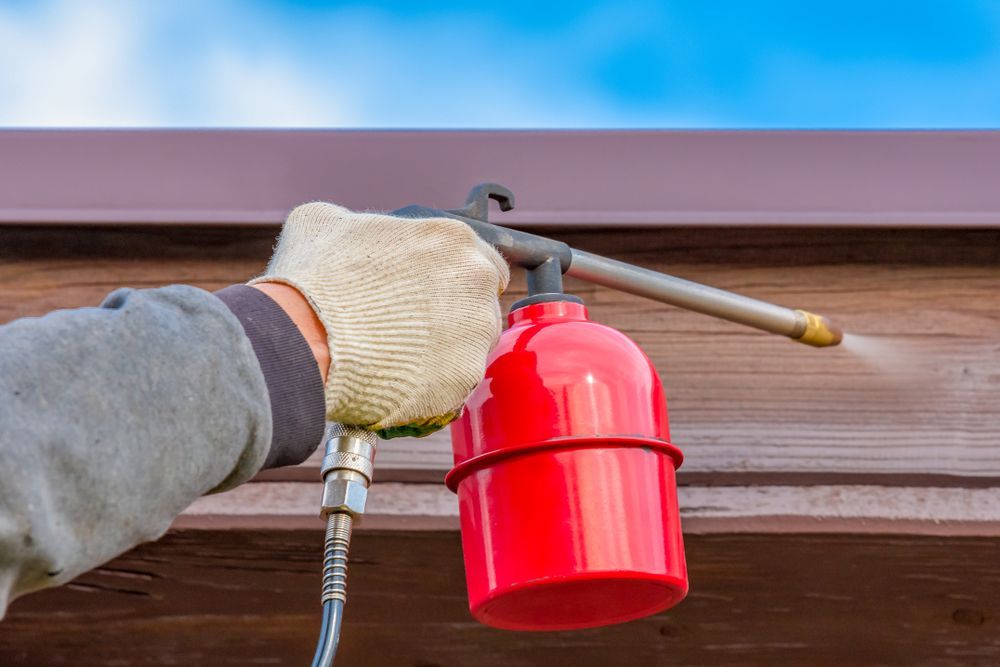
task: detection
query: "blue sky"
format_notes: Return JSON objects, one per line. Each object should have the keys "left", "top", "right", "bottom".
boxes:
{"left": 1, "top": 0, "right": 998, "bottom": 128}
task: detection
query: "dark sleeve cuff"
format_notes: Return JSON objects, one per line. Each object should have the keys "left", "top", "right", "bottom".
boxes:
{"left": 214, "top": 285, "right": 326, "bottom": 469}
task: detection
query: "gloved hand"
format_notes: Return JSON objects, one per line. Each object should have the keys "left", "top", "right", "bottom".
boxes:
{"left": 251, "top": 202, "right": 510, "bottom": 438}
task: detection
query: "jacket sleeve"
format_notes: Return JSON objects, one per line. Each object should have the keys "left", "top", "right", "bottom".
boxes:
{"left": 0, "top": 285, "right": 325, "bottom": 617}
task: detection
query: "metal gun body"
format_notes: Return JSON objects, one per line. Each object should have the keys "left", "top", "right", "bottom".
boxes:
{"left": 394, "top": 184, "right": 841, "bottom": 347}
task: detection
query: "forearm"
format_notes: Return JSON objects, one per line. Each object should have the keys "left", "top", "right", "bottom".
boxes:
{"left": 0, "top": 285, "right": 324, "bottom": 616}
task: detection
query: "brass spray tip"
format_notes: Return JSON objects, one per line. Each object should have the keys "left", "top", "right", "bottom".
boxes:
{"left": 793, "top": 309, "right": 843, "bottom": 347}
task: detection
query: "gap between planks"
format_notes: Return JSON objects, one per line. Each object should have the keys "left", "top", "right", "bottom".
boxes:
{"left": 177, "top": 481, "right": 1000, "bottom": 537}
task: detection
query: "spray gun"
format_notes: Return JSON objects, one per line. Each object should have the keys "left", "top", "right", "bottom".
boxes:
{"left": 399, "top": 183, "right": 842, "bottom": 347}
{"left": 308, "top": 183, "right": 842, "bottom": 666}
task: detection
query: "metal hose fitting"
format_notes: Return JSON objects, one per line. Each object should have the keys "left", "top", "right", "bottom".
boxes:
{"left": 320, "top": 423, "right": 377, "bottom": 518}
{"left": 310, "top": 423, "right": 378, "bottom": 667}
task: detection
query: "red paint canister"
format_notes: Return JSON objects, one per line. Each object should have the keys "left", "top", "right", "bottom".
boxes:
{"left": 447, "top": 299, "right": 687, "bottom": 631}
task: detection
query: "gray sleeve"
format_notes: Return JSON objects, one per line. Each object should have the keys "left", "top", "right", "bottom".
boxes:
{"left": 0, "top": 285, "right": 324, "bottom": 616}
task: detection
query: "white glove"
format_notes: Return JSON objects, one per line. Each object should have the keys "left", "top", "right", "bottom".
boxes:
{"left": 251, "top": 202, "right": 510, "bottom": 437}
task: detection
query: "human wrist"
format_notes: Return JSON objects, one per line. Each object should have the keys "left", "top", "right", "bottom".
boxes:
{"left": 214, "top": 284, "right": 326, "bottom": 469}
{"left": 250, "top": 282, "right": 331, "bottom": 384}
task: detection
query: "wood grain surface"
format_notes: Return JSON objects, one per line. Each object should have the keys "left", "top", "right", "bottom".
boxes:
{"left": 3, "top": 224, "right": 999, "bottom": 665}
{"left": 2, "top": 529, "right": 998, "bottom": 666}
{"left": 2, "top": 225, "right": 997, "bottom": 483}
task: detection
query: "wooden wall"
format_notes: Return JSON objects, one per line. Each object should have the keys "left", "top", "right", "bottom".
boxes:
{"left": 2, "top": 224, "right": 999, "bottom": 665}
{"left": 4, "top": 531, "right": 999, "bottom": 666}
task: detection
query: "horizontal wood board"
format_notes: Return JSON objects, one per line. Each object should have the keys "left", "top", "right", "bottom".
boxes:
{"left": 3, "top": 529, "right": 998, "bottom": 666}
{"left": 2, "top": 225, "right": 997, "bottom": 483}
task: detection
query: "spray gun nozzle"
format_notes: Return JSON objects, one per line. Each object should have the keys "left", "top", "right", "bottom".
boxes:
{"left": 793, "top": 309, "right": 844, "bottom": 347}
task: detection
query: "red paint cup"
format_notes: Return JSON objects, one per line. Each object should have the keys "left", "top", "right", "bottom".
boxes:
{"left": 447, "top": 300, "right": 687, "bottom": 631}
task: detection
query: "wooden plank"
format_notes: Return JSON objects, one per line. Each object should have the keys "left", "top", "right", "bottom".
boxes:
{"left": 5, "top": 130, "right": 1000, "bottom": 228}
{"left": 175, "top": 481, "right": 1000, "bottom": 536}
{"left": 2, "top": 529, "right": 998, "bottom": 666}
{"left": 2, "top": 226, "right": 998, "bottom": 482}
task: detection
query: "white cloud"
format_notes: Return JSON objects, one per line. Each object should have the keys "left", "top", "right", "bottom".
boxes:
{"left": 0, "top": 0, "right": 707, "bottom": 128}
{"left": 0, "top": 0, "right": 357, "bottom": 127}
{"left": 0, "top": 0, "right": 160, "bottom": 125}
{"left": 201, "top": 48, "right": 359, "bottom": 127}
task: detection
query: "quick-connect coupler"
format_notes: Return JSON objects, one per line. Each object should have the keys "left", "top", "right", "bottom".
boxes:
{"left": 319, "top": 423, "right": 377, "bottom": 603}
{"left": 310, "top": 423, "right": 378, "bottom": 667}
{"left": 321, "top": 423, "right": 377, "bottom": 520}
